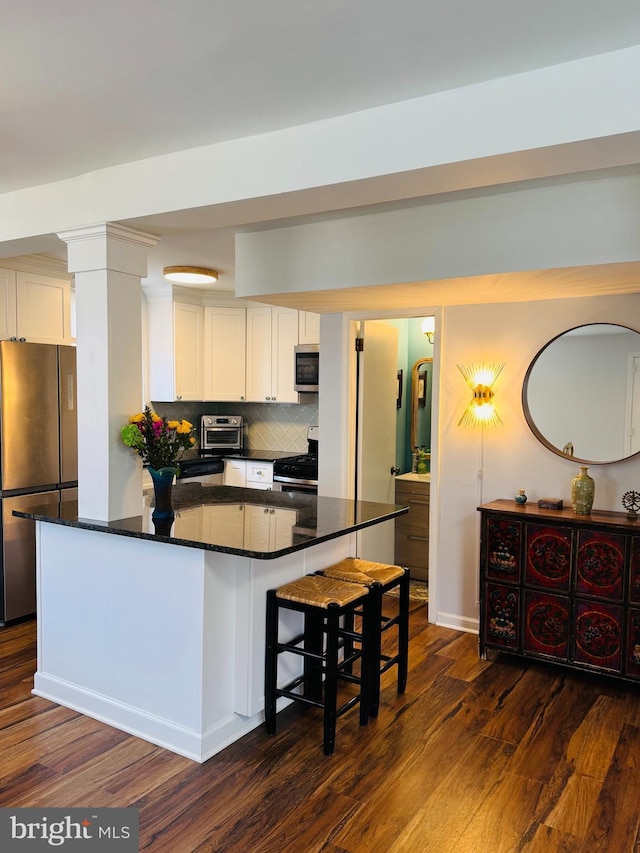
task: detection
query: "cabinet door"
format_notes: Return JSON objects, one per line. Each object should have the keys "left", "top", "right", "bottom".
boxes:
{"left": 174, "top": 302, "right": 203, "bottom": 400}
{"left": 576, "top": 530, "right": 625, "bottom": 601}
{"left": 483, "top": 582, "right": 519, "bottom": 651}
{"left": 573, "top": 600, "right": 623, "bottom": 672}
{"left": 484, "top": 516, "right": 522, "bottom": 583}
{"left": 0, "top": 268, "right": 17, "bottom": 340}
{"left": 223, "top": 459, "right": 246, "bottom": 487}
{"left": 246, "top": 461, "right": 273, "bottom": 487}
{"left": 16, "top": 272, "right": 71, "bottom": 344}
{"left": 244, "top": 505, "right": 272, "bottom": 551}
{"left": 298, "top": 311, "right": 320, "bottom": 344}
{"left": 270, "top": 507, "right": 297, "bottom": 549}
{"left": 523, "top": 590, "right": 570, "bottom": 661}
{"left": 203, "top": 306, "right": 246, "bottom": 401}
{"left": 246, "top": 305, "right": 273, "bottom": 401}
{"left": 271, "top": 306, "right": 299, "bottom": 403}
{"left": 525, "top": 524, "right": 572, "bottom": 591}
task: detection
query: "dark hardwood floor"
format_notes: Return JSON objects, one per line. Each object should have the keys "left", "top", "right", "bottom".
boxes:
{"left": 2, "top": 599, "right": 640, "bottom": 852}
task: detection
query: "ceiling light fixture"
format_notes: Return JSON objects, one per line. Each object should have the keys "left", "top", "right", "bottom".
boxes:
{"left": 163, "top": 266, "right": 218, "bottom": 285}
{"left": 421, "top": 316, "right": 435, "bottom": 344}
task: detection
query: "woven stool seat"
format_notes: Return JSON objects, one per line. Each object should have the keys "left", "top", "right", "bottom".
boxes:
{"left": 322, "top": 557, "right": 405, "bottom": 586}
{"left": 316, "top": 557, "right": 409, "bottom": 718}
{"left": 276, "top": 574, "right": 369, "bottom": 608}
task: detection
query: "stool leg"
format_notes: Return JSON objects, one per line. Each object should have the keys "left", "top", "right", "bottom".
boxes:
{"left": 367, "top": 583, "right": 383, "bottom": 718}
{"left": 323, "top": 604, "right": 339, "bottom": 756}
{"left": 264, "top": 590, "right": 278, "bottom": 735}
{"left": 304, "top": 609, "right": 324, "bottom": 701}
{"left": 397, "top": 569, "right": 410, "bottom": 694}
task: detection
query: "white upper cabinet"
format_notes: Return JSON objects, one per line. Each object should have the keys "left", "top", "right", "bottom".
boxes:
{"left": 0, "top": 269, "right": 72, "bottom": 345}
{"left": 246, "top": 305, "right": 299, "bottom": 403}
{"left": 173, "top": 302, "right": 204, "bottom": 400}
{"left": 298, "top": 311, "right": 320, "bottom": 344}
{"left": 203, "top": 306, "right": 246, "bottom": 401}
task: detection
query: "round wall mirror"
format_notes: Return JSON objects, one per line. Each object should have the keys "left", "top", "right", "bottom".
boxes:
{"left": 522, "top": 323, "right": 640, "bottom": 465}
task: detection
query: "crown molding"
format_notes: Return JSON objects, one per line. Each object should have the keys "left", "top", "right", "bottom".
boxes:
{"left": 0, "top": 253, "right": 72, "bottom": 279}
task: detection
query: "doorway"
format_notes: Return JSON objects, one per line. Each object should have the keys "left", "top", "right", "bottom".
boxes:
{"left": 354, "top": 316, "right": 435, "bottom": 585}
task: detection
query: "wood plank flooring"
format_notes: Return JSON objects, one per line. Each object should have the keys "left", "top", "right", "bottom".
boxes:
{"left": 2, "top": 600, "right": 640, "bottom": 852}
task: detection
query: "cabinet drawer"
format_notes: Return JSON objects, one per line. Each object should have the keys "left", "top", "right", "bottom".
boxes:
{"left": 395, "top": 529, "right": 429, "bottom": 570}
{"left": 394, "top": 492, "right": 429, "bottom": 530}
{"left": 246, "top": 462, "right": 273, "bottom": 485}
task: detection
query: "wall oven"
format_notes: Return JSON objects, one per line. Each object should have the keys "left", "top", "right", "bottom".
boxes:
{"left": 200, "top": 415, "right": 244, "bottom": 452}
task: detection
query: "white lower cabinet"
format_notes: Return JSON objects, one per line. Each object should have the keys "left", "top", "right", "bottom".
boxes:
{"left": 224, "top": 459, "right": 274, "bottom": 490}
{"left": 244, "top": 506, "right": 296, "bottom": 551}
{"left": 223, "top": 459, "right": 247, "bottom": 487}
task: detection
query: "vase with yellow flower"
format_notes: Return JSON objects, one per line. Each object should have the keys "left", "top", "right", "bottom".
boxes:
{"left": 121, "top": 406, "right": 196, "bottom": 520}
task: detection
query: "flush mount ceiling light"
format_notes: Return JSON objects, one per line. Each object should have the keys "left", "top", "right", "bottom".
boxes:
{"left": 457, "top": 362, "right": 505, "bottom": 428}
{"left": 163, "top": 266, "right": 218, "bottom": 285}
{"left": 421, "top": 316, "right": 435, "bottom": 344}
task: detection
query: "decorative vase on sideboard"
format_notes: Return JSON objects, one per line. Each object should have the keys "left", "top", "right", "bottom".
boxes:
{"left": 149, "top": 466, "right": 178, "bottom": 520}
{"left": 571, "top": 466, "right": 595, "bottom": 515}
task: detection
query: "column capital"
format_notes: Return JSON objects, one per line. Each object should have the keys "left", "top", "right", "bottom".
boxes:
{"left": 57, "top": 222, "right": 160, "bottom": 278}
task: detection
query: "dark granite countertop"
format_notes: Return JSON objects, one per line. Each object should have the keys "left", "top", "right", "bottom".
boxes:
{"left": 14, "top": 484, "right": 408, "bottom": 560}
{"left": 224, "top": 450, "right": 295, "bottom": 462}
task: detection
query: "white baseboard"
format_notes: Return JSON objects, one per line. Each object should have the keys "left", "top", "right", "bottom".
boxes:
{"left": 435, "top": 612, "right": 479, "bottom": 635}
{"left": 33, "top": 672, "right": 274, "bottom": 764}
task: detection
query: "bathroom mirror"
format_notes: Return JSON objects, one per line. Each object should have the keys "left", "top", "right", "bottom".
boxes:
{"left": 410, "top": 357, "right": 433, "bottom": 452}
{"left": 522, "top": 323, "right": 640, "bottom": 464}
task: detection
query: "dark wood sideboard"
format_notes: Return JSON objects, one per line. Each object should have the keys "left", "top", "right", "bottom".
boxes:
{"left": 478, "top": 499, "right": 640, "bottom": 683}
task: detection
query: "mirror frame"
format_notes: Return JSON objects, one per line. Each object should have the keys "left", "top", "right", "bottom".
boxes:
{"left": 522, "top": 322, "right": 640, "bottom": 466}
{"left": 410, "top": 357, "right": 432, "bottom": 451}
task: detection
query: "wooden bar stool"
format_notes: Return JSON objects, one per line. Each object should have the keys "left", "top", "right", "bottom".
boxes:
{"left": 318, "top": 557, "right": 409, "bottom": 717}
{"left": 265, "top": 574, "right": 373, "bottom": 756}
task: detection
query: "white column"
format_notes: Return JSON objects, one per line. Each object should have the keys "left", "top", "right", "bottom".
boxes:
{"left": 57, "top": 223, "right": 159, "bottom": 521}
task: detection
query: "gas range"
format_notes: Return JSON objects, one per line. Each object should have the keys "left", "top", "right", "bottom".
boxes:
{"left": 272, "top": 427, "right": 318, "bottom": 493}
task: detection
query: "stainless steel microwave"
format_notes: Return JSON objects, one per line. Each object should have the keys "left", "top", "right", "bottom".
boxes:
{"left": 294, "top": 344, "right": 319, "bottom": 392}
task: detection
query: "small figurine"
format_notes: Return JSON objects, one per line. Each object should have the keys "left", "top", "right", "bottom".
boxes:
{"left": 622, "top": 490, "right": 640, "bottom": 521}
{"left": 515, "top": 489, "right": 527, "bottom": 505}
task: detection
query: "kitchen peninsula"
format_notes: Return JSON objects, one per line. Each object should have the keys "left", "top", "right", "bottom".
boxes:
{"left": 16, "top": 485, "right": 407, "bottom": 763}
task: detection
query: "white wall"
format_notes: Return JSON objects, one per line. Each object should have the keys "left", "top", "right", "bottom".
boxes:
{"left": 436, "top": 293, "right": 640, "bottom": 631}
{"left": 235, "top": 173, "right": 640, "bottom": 298}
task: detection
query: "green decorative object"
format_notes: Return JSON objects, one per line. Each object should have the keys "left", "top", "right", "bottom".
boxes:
{"left": 571, "top": 466, "right": 595, "bottom": 515}
{"left": 149, "top": 466, "right": 179, "bottom": 520}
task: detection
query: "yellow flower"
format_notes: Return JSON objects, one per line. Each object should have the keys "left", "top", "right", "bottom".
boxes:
{"left": 176, "top": 420, "right": 192, "bottom": 434}
{"left": 129, "top": 413, "right": 145, "bottom": 423}
{"left": 167, "top": 420, "right": 180, "bottom": 429}
{"left": 189, "top": 436, "right": 196, "bottom": 445}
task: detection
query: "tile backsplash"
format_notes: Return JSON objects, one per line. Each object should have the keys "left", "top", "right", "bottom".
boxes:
{"left": 152, "top": 397, "right": 319, "bottom": 453}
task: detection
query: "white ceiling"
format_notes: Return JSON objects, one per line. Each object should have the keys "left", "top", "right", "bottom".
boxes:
{"left": 5, "top": 0, "right": 640, "bottom": 291}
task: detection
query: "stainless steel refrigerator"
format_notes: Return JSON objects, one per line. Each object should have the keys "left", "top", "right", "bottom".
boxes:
{"left": 0, "top": 340, "right": 77, "bottom": 624}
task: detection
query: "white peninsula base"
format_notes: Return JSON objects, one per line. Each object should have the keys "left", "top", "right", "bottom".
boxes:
{"left": 33, "top": 522, "right": 355, "bottom": 763}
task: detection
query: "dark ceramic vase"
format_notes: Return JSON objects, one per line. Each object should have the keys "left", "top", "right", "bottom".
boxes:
{"left": 149, "top": 466, "right": 178, "bottom": 520}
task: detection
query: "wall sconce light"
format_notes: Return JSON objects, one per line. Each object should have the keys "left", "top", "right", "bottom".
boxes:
{"left": 457, "top": 363, "right": 505, "bottom": 428}
{"left": 421, "top": 316, "right": 435, "bottom": 344}
{"left": 163, "top": 266, "right": 219, "bottom": 285}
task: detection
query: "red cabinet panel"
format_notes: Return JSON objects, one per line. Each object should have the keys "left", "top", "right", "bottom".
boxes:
{"left": 484, "top": 583, "right": 519, "bottom": 650}
{"left": 485, "top": 517, "right": 521, "bottom": 582}
{"left": 574, "top": 600, "right": 623, "bottom": 672}
{"left": 525, "top": 524, "right": 572, "bottom": 590}
{"left": 576, "top": 530, "right": 625, "bottom": 601}
{"left": 523, "top": 590, "right": 570, "bottom": 659}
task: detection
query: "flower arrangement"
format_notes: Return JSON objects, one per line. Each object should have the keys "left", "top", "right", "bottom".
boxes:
{"left": 121, "top": 405, "right": 195, "bottom": 472}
